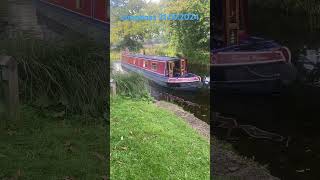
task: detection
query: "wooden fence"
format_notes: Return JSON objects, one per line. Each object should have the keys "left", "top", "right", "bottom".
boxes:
{"left": 0, "top": 56, "right": 19, "bottom": 121}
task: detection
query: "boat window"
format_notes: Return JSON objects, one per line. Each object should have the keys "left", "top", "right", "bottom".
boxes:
{"left": 151, "top": 62, "right": 157, "bottom": 71}
{"left": 168, "top": 62, "right": 174, "bottom": 77}
{"left": 180, "top": 60, "right": 186, "bottom": 75}
{"left": 76, "top": 0, "right": 83, "bottom": 9}
{"left": 226, "top": 0, "right": 240, "bottom": 45}
{"left": 143, "top": 61, "right": 147, "bottom": 68}
{"left": 173, "top": 61, "right": 181, "bottom": 77}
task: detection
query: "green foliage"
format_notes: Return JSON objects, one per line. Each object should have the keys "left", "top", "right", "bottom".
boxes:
{"left": 110, "top": 97, "right": 210, "bottom": 179}
{"left": 144, "top": 44, "right": 175, "bottom": 56}
{"left": 115, "top": 34, "right": 143, "bottom": 51}
{"left": 110, "top": 50, "right": 121, "bottom": 62}
{"left": 165, "top": 0, "right": 210, "bottom": 62}
{"left": 111, "top": 72, "right": 151, "bottom": 99}
{"left": 111, "top": 0, "right": 162, "bottom": 51}
{"left": 0, "top": 35, "right": 108, "bottom": 118}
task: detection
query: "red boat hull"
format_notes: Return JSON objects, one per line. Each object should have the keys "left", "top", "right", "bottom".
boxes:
{"left": 40, "top": 0, "right": 109, "bottom": 23}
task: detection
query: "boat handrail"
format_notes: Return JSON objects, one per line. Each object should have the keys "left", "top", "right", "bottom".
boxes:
{"left": 244, "top": 66, "right": 280, "bottom": 78}
{"left": 212, "top": 39, "right": 277, "bottom": 53}
{"left": 212, "top": 60, "right": 285, "bottom": 67}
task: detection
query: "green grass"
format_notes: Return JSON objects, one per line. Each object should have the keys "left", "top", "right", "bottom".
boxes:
{"left": 110, "top": 97, "right": 209, "bottom": 179}
{"left": 0, "top": 106, "right": 107, "bottom": 179}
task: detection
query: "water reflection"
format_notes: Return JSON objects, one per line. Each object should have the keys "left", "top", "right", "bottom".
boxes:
{"left": 297, "top": 47, "right": 320, "bottom": 85}
{"left": 148, "top": 60, "right": 210, "bottom": 122}
{"left": 212, "top": 5, "right": 320, "bottom": 179}
{"left": 150, "top": 82, "right": 210, "bottom": 123}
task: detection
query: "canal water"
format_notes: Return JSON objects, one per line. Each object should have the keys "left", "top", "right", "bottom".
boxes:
{"left": 213, "top": 5, "right": 320, "bottom": 180}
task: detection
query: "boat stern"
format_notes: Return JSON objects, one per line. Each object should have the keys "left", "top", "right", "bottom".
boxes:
{"left": 166, "top": 74, "right": 202, "bottom": 91}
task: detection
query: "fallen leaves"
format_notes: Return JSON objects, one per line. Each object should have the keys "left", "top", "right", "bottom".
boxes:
{"left": 63, "top": 176, "right": 76, "bottom": 180}
{"left": 7, "top": 129, "right": 17, "bottom": 136}
{"left": 64, "top": 140, "right": 74, "bottom": 153}
{"left": 120, "top": 146, "right": 128, "bottom": 151}
{"left": 52, "top": 111, "right": 66, "bottom": 118}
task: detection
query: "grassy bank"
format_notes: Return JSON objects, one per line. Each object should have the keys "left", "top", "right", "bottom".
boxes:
{"left": 0, "top": 106, "right": 107, "bottom": 179}
{"left": 110, "top": 97, "right": 210, "bottom": 179}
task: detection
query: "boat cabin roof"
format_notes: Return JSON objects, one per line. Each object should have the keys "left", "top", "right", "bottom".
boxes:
{"left": 127, "top": 54, "right": 180, "bottom": 62}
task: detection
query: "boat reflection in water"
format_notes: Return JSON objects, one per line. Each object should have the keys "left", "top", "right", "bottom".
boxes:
{"left": 296, "top": 48, "right": 320, "bottom": 86}
{"left": 211, "top": 0, "right": 296, "bottom": 94}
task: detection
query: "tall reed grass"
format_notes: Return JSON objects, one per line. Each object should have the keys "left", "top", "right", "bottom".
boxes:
{"left": 0, "top": 34, "right": 108, "bottom": 117}
{"left": 111, "top": 72, "right": 150, "bottom": 99}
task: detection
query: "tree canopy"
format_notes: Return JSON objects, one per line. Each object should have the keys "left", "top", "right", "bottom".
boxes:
{"left": 110, "top": 0, "right": 210, "bottom": 62}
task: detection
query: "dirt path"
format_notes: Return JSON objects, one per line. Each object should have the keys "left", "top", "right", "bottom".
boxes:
{"left": 155, "top": 100, "right": 280, "bottom": 180}
{"left": 156, "top": 100, "right": 209, "bottom": 139}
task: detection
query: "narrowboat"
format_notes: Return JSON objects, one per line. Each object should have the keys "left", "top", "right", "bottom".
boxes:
{"left": 212, "top": 0, "right": 296, "bottom": 93}
{"left": 121, "top": 50, "right": 203, "bottom": 91}
{"left": 34, "top": 0, "right": 109, "bottom": 44}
